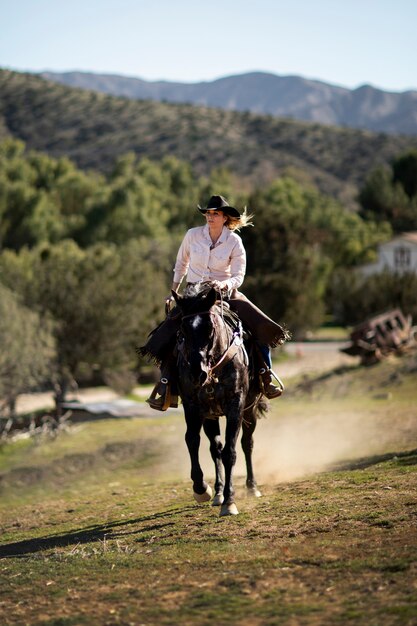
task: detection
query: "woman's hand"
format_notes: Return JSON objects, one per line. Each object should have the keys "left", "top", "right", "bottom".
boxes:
{"left": 210, "top": 280, "right": 227, "bottom": 292}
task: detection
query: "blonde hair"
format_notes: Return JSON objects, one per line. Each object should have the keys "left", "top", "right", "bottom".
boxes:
{"left": 225, "top": 207, "right": 254, "bottom": 231}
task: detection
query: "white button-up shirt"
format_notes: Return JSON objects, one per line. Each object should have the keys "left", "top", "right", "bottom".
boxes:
{"left": 173, "top": 225, "right": 246, "bottom": 291}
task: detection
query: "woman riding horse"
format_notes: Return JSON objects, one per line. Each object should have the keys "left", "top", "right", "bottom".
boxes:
{"left": 172, "top": 282, "right": 265, "bottom": 515}
{"left": 140, "top": 195, "right": 288, "bottom": 410}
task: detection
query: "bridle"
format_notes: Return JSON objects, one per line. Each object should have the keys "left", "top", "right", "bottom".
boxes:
{"left": 178, "top": 304, "right": 262, "bottom": 414}
{"left": 178, "top": 307, "right": 245, "bottom": 387}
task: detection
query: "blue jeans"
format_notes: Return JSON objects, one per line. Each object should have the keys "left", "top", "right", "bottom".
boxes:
{"left": 259, "top": 343, "right": 272, "bottom": 369}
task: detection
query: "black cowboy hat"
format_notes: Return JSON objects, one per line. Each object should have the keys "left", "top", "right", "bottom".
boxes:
{"left": 198, "top": 195, "right": 241, "bottom": 219}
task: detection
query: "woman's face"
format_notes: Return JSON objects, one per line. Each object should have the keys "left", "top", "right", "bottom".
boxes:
{"left": 205, "top": 210, "right": 227, "bottom": 226}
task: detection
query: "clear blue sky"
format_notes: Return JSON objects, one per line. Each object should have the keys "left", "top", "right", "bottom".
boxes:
{"left": 2, "top": 0, "right": 416, "bottom": 92}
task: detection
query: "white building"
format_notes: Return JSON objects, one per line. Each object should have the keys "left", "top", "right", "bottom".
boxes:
{"left": 361, "top": 232, "right": 417, "bottom": 276}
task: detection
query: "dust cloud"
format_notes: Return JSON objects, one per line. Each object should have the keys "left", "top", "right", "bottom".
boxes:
{"left": 161, "top": 402, "right": 410, "bottom": 488}
{"left": 151, "top": 343, "right": 416, "bottom": 486}
{"left": 242, "top": 408, "right": 398, "bottom": 483}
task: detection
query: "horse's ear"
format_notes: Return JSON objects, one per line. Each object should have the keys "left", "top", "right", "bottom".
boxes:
{"left": 172, "top": 290, "right": 181, "bottom": 305}
{"left": 205, "top": 287, "right": 217, "bottom": 309}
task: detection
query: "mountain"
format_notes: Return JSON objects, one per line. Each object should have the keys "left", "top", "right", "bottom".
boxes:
{"left": 40, "top": 70, "right": 417, "bottom": 136}
{"left": 1, "top": 69, "right": 417, "bottom": 208}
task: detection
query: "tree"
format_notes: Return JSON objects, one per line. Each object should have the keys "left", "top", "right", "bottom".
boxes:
{"left": 392, "top": 150, "right": 417, "bottom": 199}
{"left": 59, "top": 154, "right": 200, "bottom": 245}
{"left": 0, "top": 140, "right": 103, "bottom": 250}
{"left": 329, "top": 269, "right": 417, "bottom": 327}
{"left": 242, "top": 178, "right": 389, "bottom": 335}
{"left": 359, "top": 151, "right": 417, "bottom": 232}
{"left": 0, "top": 239, "right": 169, "bottom": 410}
{"left": 0, "top": 284, "right": 55, "bottom": 418}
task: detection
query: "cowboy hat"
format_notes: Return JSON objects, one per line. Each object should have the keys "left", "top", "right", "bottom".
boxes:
{"left": 198, "top": 195, "right": 241, "bottom": 218}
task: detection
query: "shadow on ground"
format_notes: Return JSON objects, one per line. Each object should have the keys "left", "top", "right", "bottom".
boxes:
{"left": 0, "top": 504, "right": 197, "bottom": 558}
{"left": 331, "top": 448, "right": 417, "bottom": 471}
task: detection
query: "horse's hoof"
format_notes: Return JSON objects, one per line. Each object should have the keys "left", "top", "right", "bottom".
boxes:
{"left": 211, "top": 493, "right": 224, "bottom": 506}
{"left": 193, "top": 485, "right": 213, "bottom": 503}
{"left": 220, "top": 503, "right": 239, "bottom": 516}
{"left": 247, "top": 488, "right": 262, "bottom": 498}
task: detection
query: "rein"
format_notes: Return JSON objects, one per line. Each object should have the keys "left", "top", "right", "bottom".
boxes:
{"left": 178, "top": 299, "right": 259, "bottom": 416}
{"left": 209, "top": 325, "right": 243, "bottom": 378}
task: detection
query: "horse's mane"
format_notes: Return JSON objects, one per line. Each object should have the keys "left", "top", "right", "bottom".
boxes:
{"left": 182, "top": 282, "right": 213, "bottom": 299}
{"left": 180, "top": 283, "right": 241, "bottom": 332}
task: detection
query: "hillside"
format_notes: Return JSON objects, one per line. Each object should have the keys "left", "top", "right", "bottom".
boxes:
{"left": 1, "top": 69, "right": 417, "bottom": 205}
{"left": 1, "top": 350, "right": 417, "bottom": 625}
{"left": 41, "top": 69, "right": 417, "bottom": 136}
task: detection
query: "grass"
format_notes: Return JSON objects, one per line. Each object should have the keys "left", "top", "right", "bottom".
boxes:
{"left": 1, "top": 351, "right": 416, "bottom": 625}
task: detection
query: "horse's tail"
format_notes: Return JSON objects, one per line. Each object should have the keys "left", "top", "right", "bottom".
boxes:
{"left": 255, "top": 396, "right": 269, "bottom": 419}
{"left": 243, "top": 393, "right": 269, "bottom": 422}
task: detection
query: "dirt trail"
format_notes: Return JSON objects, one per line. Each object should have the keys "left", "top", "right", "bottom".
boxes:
{"left": 281, "top": 341, "right": 356, "bottom": 378}
{"left": 16, "top": 342, "right": 356, "bottom": 415}
{"left": 16, "top": 387, "right": 120, "bottom": 415}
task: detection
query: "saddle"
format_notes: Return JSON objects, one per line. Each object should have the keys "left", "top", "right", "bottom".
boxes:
{"left": 143, "top": 291, "right": 284, "bottom": 411}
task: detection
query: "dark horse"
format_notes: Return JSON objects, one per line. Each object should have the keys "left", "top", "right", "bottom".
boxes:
{"left": 173, "top": 283, "right": 269, "bottom": 517}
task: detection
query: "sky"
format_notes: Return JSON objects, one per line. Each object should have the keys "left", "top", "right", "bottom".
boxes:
{"left": 2, "top": 0, "right": 417, "bottom": 92}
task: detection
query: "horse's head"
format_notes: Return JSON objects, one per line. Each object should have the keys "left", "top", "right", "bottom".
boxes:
{"left": 173, "top": 285, "right": 219, "bottom": 387}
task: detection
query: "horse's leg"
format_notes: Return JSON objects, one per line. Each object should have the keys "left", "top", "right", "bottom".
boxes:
{"left": 220, "top": 402, "right": 242, "bottom": 516}
{"left": 184, "top": 405, "right": 212, "bottom": 503}
{"left": 203, "top": 418, "right": 224, "bottom": 506}
{"left": 241, "top": 411, "right": 262, "bottom": 498}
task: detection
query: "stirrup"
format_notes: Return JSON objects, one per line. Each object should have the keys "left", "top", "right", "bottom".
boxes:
{"left": 146, "top": 378, "right": 178, "bottom": 411}
{"left": 259, "top": 368, "right": 285, "bottom": 399}
{"left": 146, "top": 378, "right": 171, "bottom": 411}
